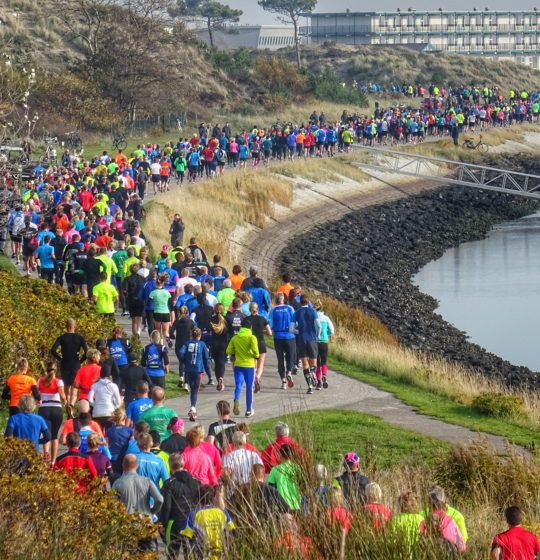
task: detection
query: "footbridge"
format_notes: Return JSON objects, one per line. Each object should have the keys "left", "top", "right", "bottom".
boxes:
{"left": 352, "top": 146, "right": 540, "bottom": 200}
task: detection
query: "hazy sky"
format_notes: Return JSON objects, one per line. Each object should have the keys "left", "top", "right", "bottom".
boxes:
{"left": 229, "top": 0, "right": 540, "bottom": 26}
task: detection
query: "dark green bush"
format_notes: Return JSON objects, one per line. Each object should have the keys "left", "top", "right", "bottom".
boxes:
{"left": 232, "top": 104, "right": 257, "bottom": 116}
{"left": 306, "top": 69, "right": 368, "bottom": 106}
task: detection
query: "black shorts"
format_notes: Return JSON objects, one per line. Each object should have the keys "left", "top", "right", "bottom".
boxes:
{"left": 71, "top": 273, "right": 87, "bottom": 286}
{"left": 328, "top": 141, "right": 336, "bottom": 147}
{"left": 264, "top": 150, "right": 271, "bottom": 158}
{"left": 296, "top": 339, "right": 318, "bottom": 360}
{"left": 10, "top": 235, "right": 22, "bottom": 243}
{"left": 317, "top": 141, "right": 324, "bottom": 147}
{"left": 129, "top": 300, "right": 144, "bottom": 318}
{"left": 61, "top": 364, "right": 80, "bottom": 386}
{"left": 23, "top": 246, "right": 36, "bottom": 257}
{"left": 151, "top": 174, "right": 160, "bottom": 183}
{"left": 38, "top": 406, "right": 63, "bottom": 440}
{"left": 153, "top": 312, "right": 170, "bottom": 323}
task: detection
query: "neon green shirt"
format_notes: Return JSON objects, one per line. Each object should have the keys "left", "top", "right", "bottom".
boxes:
{"left": 122, "top": 256, "right": 139, "bottom": 279}
{"left": 267, "top": 461, "right": 301, "bottom": 510}
{"left": 96, "top": 254, "right": 118, "bottom": 283}
{"left": 92, "top": 282, "right": 118, "bottom": 314}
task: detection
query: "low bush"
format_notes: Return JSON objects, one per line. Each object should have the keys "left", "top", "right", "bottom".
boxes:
{"left": 0, "top": 271, "right": 114, "bottom": 385}
{"left": 0, "top": 437, "right": 155, "bottom": 559}
{"left": 306, "top": 69, "right": 368, "bottom": 107}
{"left": 265, "top": 91, "right": 291, "bottom": 113}
{"left": 232, "top": 104, "right": 257, "bottom": 117}
{"left": 472, "top": 392, "right": 524, "bottom": 419}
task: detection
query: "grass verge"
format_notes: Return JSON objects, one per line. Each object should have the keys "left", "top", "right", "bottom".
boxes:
{"left": 0, "top": 254, "right": 17, "bottom": 274}
{"left": 249, "top": 409, "right": 444, "bottom": 472}
{"left": 327, "top": 352, "right": 540, "bottom": 451}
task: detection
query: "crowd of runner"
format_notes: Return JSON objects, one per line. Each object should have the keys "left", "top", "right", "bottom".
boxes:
{"left": 1, "top": 95, "right": 540, "bottom": 557}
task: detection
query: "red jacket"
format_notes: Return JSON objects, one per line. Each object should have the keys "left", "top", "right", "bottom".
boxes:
{"left": 78, "top": 191, "right": 95, "bottom": 212}
{"left": 55, "top": 448, "right": 98, "bottom": 492}
{"left": 261, "top": 436, "right": 305, "bottom": 474}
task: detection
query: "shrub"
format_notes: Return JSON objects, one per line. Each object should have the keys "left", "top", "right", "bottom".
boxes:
{"left": 307, "top": 69, "right": 368, "bottom": 107}
{"left": 0, "top": 437, "right": 155, "bottom": 559}
{"left": 472, "top": 392, "right": 523, "bottom": 419}
{"left": 264, "top": 91, "right": 291, "bottom": 113}
{"left": 0, "top": 272, "right": 114, "bottom": 385}
{"left": 233, "top": 104, "right": 257, "bottom": 117}
{"left": 207, "top": 47, "right": 255, "bottom": 76}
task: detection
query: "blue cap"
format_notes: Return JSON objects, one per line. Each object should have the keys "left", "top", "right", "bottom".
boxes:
{"left": 77, "top": 242, "right": 85, "bottom": 248}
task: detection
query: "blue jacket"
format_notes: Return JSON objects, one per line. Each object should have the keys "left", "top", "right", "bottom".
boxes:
{"left": 268, "top": 304, "right": 295, "bottom": 339}
{"left": 178, "top": 339, "right": 210, "bottom": 374}
{"left": 316, "top": 311, "right": 335, "bottom": 343}
{"left": 139, "top": 279, "right": 157, "bottom": 310}
{"left": 246, "top": 287, "right": 271, "bottom": 318}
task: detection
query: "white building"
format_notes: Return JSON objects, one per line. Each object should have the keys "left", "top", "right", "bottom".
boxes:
{"left": 304, "top": 11, "right": 540, "bottom": 67}
{"left": 196, "top": 25, "right": 299, "bottom": 50}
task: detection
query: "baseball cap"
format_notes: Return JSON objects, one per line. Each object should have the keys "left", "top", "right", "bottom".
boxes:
{"left": 128, "top": 352, "right": 138, "bottom": 363}
{"left": 95, "top": 339, "right": 106, "bottom": 348}
{"left": 344, "top": 453, "right": 360, "bottom": 467}
{"left": 77, "top": 242, "right": 85, "bottom": 248}
{"left": 249, "top": 265, "right": 258, "bottom": 273}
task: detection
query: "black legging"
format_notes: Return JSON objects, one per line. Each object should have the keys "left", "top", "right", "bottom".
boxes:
{"left": 317, "top": 342, "right": 329, "bottom": 367}
{"left": 211, "top": 341, "right": 228, "bottom": 380}
{"left": 38, "top": 406, "right": 64, "bottom": 440}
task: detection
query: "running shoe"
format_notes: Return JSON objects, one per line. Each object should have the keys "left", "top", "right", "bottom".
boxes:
{"left": 166, "top": 337, "right": 173, "bottom": 349}
{"left": 291, "top": 365, "right": 298, "bottom": 376}
{"left": 322, "top": 375, "right": 328, "bottom": 389}
{"left": 11, "top": 253, "right": 15, "bottom": 258}
{"left": 178, "top": 376, "right": 185, "bottom": 389}
{"left": 306, "top": 387, "right": 313, "bottom": 395}
{"left": 142, "top": 326, "right": 147, "bottom": 332}
{"left": 245, "top": 409, "right": 254, "bottom": 418}
{"left": 217, "top": 378, "right": 224, "bottom": 391}
{"left": 207, "top": 378, "right": 215, "bottom": 386}
{"left": 66, "top": 404, "right": 74, "bottom": 420}
{"left": 254, "top": 379, "right": 261, "bottom": 394}
{"left": 188, "top": 409, "right": 197, "bottom": 422}
{"left": 226, "top": 355, "right": 231, "bottom": 364}
{"left": 316, "top": 380, "right": 322, "bottom": 391}
{"left": 286, "top": 374, "right": 294, "bottom": 388}
{"left": 233, "top": 399, "right": 240, "bottom": 416}
{"left": 281, "top": 381, "right": 287, "bottom": 390}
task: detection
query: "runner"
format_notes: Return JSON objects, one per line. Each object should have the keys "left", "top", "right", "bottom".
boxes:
{"left": 2, "top": 357, "right": 41, "bottom": 417}
{"left": 245, "top": 302, "right": 271, "bottom": 394}
{"left": 141, "top": 331, "right": 169, "bottom": 389}
{"left": 313, "top": 300, "right": 334, "bottom": 390}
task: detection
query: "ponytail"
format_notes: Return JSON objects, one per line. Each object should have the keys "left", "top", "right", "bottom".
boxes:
{"left": 43, "top": 360, "right": 58, "bottom": 387}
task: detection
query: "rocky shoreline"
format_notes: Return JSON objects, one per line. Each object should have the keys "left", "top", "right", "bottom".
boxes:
{"left": 278, "top": 184, "right": 540, "bottom": 389}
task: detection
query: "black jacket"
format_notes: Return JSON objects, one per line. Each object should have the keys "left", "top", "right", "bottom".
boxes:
{"left": 159, "top": 470, "right": 201, "bottom": 527}
{"left": 118, "top": 364, "right": 153, "bottom": 405}
{"left": 334, "top": 470, "right": 371, "bottom": 507}
{"left": 124, "top": 273, "right": 144, "bottom": 303}
{"left": 160, "top": 433, "right": 187, "bottom": 455}
{"left": 170, "top": 317, "right": 195, "bottom": 351}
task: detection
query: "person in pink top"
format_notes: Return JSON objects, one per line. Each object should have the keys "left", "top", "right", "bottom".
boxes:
{"left": 420, "top": 494, "right": 466, "bottom": 553}
{"left": 365, "top": 482, "right": 392, "bottom": 530}
{"left": 182, "top": 428, "right": 218, "bottom": 486}
{"left": 193, "top": 424, "right": 221, "bottom": 477}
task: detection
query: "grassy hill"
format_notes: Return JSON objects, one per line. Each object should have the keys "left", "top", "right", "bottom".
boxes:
{"left": 274, "top": 43, "right": 540, "bottom": 93}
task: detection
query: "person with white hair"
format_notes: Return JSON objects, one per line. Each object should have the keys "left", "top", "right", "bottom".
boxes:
{"left": 5, "top": 394, "right": 51, "bottom": 452}
{"left": 261, "top": 421, "right": 305, "bottom": 473}
{"left": 365, "top": 482, "right": 392, "bottom": 529}
{"left": 221, "top": 430, "right": 262, "bottom": 486}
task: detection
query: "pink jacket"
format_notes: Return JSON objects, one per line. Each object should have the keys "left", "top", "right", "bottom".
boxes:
{"left": 200, "top": 441, "right": 221, "bottom": 477}
{"left": 420, "top": 511, "right": 466, "bottom": 552}
{"left": 182, "top": 446, "right": 218, "bottom": 486}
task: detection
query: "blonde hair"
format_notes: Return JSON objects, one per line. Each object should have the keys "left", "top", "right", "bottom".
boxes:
{"left": 110, "top": 407, "right": 126, "bottom": 425}
{"left": 366, "top": 482, "right": 382, "bottom": 504}
{"left": 249, "top": 302, "right": 259, "bottom": 315}
{"left": 15, "top": 357, "right": 29, "bottom": 374}
{"left": 192, "top": 424, "right": 205, "bottom": 438}
{"left": 86, "top": 433, "right": 102, "bottom": 452}
{"left": 210, "top": 304, "right": 227, "bottom": 335}
{"left": 326, "top": 486, "right": 344, "bottom": 508}
{"left": 178, "top": 305, "right": 189, "bottom": 318}
{"left": 314, "top": 299, "right": 323, "bottom": 312}
{"left": 150, "top": 330, "right": 162, "bottom": 343}
{"left": 87, "top": 349, "right": 101, "bottom": 363}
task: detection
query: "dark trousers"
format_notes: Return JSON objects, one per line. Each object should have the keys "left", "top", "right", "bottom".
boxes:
{"left": 116, "top": 277, "right": 126, "bottom": 311}
{"left": 274, "top": 337, "right": 296, "bottom": 379}
{"left": 54, "top": 262, "right": 65, "bottom": 287}
{"left": 41, "top": 268, "right": 54, "bottom": 283}
{"left": 145, "top": 309, "right": 155, "bottom": 335}
{"left": 211, "top": 342, "right": 227, "bottom": 380}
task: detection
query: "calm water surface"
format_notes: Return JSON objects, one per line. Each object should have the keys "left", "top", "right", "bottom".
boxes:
{"left": 414, "top": 210, "right": 540, "bottom": 372}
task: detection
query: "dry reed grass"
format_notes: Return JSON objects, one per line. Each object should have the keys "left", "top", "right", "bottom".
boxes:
{"left": 331, "top": 329, "right": 540, "bottom": 427}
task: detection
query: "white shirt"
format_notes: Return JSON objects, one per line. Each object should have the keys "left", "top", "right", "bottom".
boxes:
{"left": 206, "top": 294, "right": 218, "bottom": 307}
{"left": 88, "top": 378, "right": 121, "bottom": 417}
{"left": 151, "top": 163, "right": 161, "bottom": 175}
{"left": 221, "top": 448, "right": 263, "bottom": 485}
{"left": 175, "top": 277, "right": 198, "bottom": 295}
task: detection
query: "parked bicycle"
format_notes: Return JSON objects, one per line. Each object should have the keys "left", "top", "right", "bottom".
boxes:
{"left": 462, "top": 135, "right": 488, "bottom": 153}
{"left": 111, "top": 135, "right": 127, "bottom": 151}
{"left": 65, "top": 130, "right": 83, "bottom": 149}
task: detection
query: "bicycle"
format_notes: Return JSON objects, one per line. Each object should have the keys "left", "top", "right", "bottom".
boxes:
{"left": 111, "top": 135, "right": 127, "bottom": 151}
{"left": 462, "top": 135, "right": 488, "bottom": 153}
{"left": 65, "top": 130, "right": 83, "bottom": 149}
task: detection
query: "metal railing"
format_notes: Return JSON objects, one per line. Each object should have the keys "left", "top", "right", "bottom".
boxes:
{"left": 111, "top": 112, "right": 187, "bottom": 139}
{"left": 305, "top": 24, "right": 540, "bottom": 34}
{"left": 351, "top": 145, "right": 540, "bottom": 200}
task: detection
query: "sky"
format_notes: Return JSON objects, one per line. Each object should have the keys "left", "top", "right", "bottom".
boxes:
{"left": 228, "top": 0, "right": 540, "bottom": 26}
